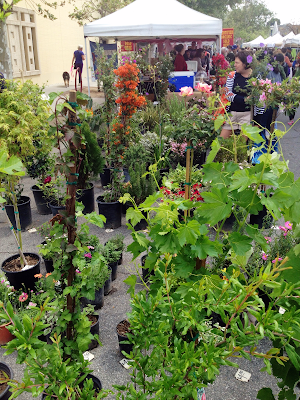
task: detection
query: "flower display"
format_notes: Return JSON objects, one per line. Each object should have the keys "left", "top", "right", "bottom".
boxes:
{"left": 160, "top": 183, "right": 204, "bottom": 202}
{"left": 84, "top": 253, "right": 92, "bottom": 259}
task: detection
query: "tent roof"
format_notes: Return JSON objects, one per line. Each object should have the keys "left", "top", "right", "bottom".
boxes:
{"left": 284, "top": 33, "right": 300, "bottom": 45}
{"left": 264, "top": 33, "right": 283, "bottom": 47}
{"left": 243, "top": 35, "right": 265, "bottom": 47}
{"left": 83, "top": 0, "right": 222, "bottom": 40}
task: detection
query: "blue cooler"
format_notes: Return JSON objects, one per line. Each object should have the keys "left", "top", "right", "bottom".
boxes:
{"left": 168, "top": 72, "right": 195, "bottom": 92}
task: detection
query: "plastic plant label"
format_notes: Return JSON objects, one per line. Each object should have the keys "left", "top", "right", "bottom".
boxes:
{"left": 105, "top": 229, "right": 114, "bottom": 233}
{"left": 28, "top": 228, "right": 37, "bottom": 233}
{"left": 22, "top": 265, "right": 32, "bottom": 271}
{"left": 235, "top": 369, "right": 251, "bottom": 382}
{"left": 83, "top": 351, "right": 95, "bottom": 361}
{"left": 197, "top": 388, "right": 206, "bottom": 400}
{"left": 119, "top": 358, "right": 133, "bottom": 369}
{"left": 279, "top": 307, "right": 286, "bottom": 314}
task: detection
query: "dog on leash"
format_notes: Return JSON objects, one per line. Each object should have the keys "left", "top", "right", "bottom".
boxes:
{"left": 63, "top": 71, "right": 70, "bottom": 87}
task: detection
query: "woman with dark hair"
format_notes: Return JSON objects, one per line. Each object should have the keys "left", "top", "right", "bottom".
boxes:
{"left": 220, "top": 51, "right": 252, "bottom": 138}
{"left": 174, "top": 44, "right": 188, "bottom": 71}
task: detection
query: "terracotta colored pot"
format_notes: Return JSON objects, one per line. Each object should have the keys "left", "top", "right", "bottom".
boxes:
{"left": 0, "top": 322, "right": 15, "bottom": 345}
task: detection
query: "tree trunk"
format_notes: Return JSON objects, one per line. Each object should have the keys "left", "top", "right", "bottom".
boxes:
{"left": 0, "top": 20, "right": 13, "bottom": 79}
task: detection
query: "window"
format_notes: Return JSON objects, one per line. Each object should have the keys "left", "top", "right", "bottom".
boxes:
{"left": 6, "top": 7, "right": 40, "bottom": 78}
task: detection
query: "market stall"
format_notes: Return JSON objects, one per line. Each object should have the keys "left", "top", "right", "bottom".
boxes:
{"left": 83, "top": 0, "right": 222, "bottom": 95}
{"left": 243, "top": 35, "right": 265, "bottom": 48}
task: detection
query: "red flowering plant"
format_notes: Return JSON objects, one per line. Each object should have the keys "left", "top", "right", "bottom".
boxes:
{"left": 211, "top": 53, "right": 232, "bottom": 90}
{"left": 160, "top": 183, "right": 204, "bottom": 202}
{"left": 103, "top": 61, "right": 146, "bottom": 202}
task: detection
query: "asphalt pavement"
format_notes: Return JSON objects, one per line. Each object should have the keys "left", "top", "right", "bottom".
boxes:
{"left": 0, "top": 86, "right": 300, "bottom": 399}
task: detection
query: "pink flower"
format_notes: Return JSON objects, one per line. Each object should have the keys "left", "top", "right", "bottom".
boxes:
{"left": 19, "top": 292, "right": 28, "bottom": 302}
{"left": 44, "top": 176, "right": 51, "bottom": 184}
{"left": 262, "top": 252, "right": 268, "bottom": 261}
{"left": 285, "top": 221, "right": 292, "bottom": 230}
{"left": 252, "top": 81, "right": 256, "bottom": 86}
{"left": 27, "top": 302, "right": 37, "bottom": 308}
{"left": 279, "top": 225, "right": 288, "bottom": 233}
{"left": 264, "top": 236, "right": 272, "bottom": 244}
{"left": 180, "top": 86, "right": 193, "bottom": 97}
{"left": 84, "top": 253, "right": 92, "bottom": 259}
{"left": 259, "top": 92, "right": 267, "bottom": 102}
{"left": 1, "top": 279, "right": 5, "bottom": 284}
{"left": 272, "top": 257, "right": 283, "bottom": 264}
{"left": 76, "top": 269, "right": 81, "bottom": 274}
{"left": 195, "top": 82, "right": 212, "bottom": 93}
{"left": 265, "top": 78, "right": 272, "bottom": 84}
{"left": 87, "top": 246, "right": 94, "bottom": 250}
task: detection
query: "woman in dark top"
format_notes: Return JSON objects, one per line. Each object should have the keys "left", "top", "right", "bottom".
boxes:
{"left": 174, "top": 44, "right": 188, "bottom": 72}
{"left": 220, "top": 51, "right": 252, "bottom": 138}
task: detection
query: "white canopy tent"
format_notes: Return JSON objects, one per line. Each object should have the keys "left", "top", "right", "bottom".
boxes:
{"left": 243, "top": 35, "right": 265, "bottom": 48}
{"left": 282, "top": 31, "right": 295, "bottom": 42}
{"left": 264, "top": 33, "right": 283, "bottom": 47}
{"left": 83, "top": 0, "right": 222, "bottom": 94}
{"left": 284, "top": 33, "right": 300, "bottom": 46}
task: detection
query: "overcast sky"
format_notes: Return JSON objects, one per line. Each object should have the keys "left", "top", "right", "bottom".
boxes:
{"left": 262, "top": 0, "right": 300, "bottom": 25}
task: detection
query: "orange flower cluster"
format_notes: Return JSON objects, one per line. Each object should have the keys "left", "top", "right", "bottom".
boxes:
{"left": 213, "top": 92, "right": 229, "bottom": 120}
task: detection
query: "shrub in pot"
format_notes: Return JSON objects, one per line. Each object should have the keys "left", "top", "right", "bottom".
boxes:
{"left": 0, "top": 149, "right": 41, "bottom": 289}
{"left": 100, "top": 242, "right": 122, "bottom": 281}
{"left": 116, "top": 122, "right": 300, "bottom": 399}
{"left": 76, "top": 122, "right": 105, "bottom": 214}
{"left": 105, "top": 233, "right": 125, "bottom": 265}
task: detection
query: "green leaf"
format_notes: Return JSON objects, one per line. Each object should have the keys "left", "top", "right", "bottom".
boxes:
{"left": 0, "top": 148, "right": 24, "bottom": 176}
{"left": 228, "top": 232, "right": 252, "bottom": 255}
{"left": 206, "top": 138, "right": 221, "bottom": 163}
{"left": 126, "top": 207, "right": 143, "bottom": 227}
{"left": 124, "top": 274, "right": 137, "bottom": 296}
{"left": 214, "top": 115, "right": 225, "bottom": 131}
{"left": 84, "top": 212, "right": 106, "bottom": 227}
{"left": 198, "top": 188, "right": 233, "bottom": 225}
{"left": 242, "top": 123, "right": 264, "bottom": 143}
{"left": 48, "top": 91, "right": 63, "bottom": 104}
{"left": 191, "top": 236, "right": 220, "bottom": 259}
{"left": 66, "top": 244, "right": 78, "bottom": 253}
{"left": 257, "top": 388, "right": 276, "bottom": 400}
{"left": 177, "top": 220, "right": 200, "bottom": 246}
{"left": 285, "top": 344, "right": 300, "bottom": 370}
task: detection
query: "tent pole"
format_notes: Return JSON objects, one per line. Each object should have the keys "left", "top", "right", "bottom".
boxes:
{"left": 84, "top": 37, "right": 91, "bottom": 97}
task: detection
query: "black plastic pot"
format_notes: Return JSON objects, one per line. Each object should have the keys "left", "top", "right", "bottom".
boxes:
{"left": 116, "top": 320, "right": 134, "bottom": 356}
{"left": 141, "top": 254, "right": 155, "bottom": 281}
{"left": 89, "top": 314, "right": 100, "bottom": 350}
{"left": 250, "top": 206, "right": 273, "bottom": 229}
{"left": 132, "top": 212, "right": 148, "bottom": 231}
{"left": 1, "top": 253, "right": 41, "bottom": 291}
{"left": 195, "top": 151, "right": 207, "bottom": 168}
{"left": 44, "top": 259, "right": 54, "bottom": 274}
{"left": 109, "top": 261, "right": 118, "bottom": 281}
{"left": 41, "top": 373, "right": 102, "bottom": 399}
{"left": 121, "top": 201, "right": 131, "bottom": 215}
{"left": 118, "top": 253, "right": 123, "bottom": 265}
{"left": 100, "top": 167, "right": 111, "bottom": 187}
{"left": 76, "top": 183, "right": 95, "bottom": 214}
{"left": 104, "top": 267, "right": 112, "bottom": 295}
{"left": 96, "top": 196, "right": 121, "bottom": 229}
{"left": 158, "top": 168, "right": 169, "bottom": 187}
{"left": 222, "top": 213, "right": 236, "bottom": 231}
{"left": 81, "top": 286, "right": 104, "bottom": 310}
{"left": 0, "top": 362, "right": 13, "bottom": 400}
{"left": 31, "top": 185, "right": 51, "bottom": 215}
{"left": 49, "top": 200, "right": 66, "bottom": 217}
{"left": 4, "top": 196, "right": 32, "bottom": 231}
{"left": 123, "top": 168, "right": 130, "bottom": 183}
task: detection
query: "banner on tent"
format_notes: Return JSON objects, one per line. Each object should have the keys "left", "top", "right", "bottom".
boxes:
{"left": 89, "top": 41, "right": 117, "bottom": 82}
{"left": 121, "top": 41, "right": 136, "bottom": 52}
{"left": 221, "top": 28, "right": 234, "bottom": 47}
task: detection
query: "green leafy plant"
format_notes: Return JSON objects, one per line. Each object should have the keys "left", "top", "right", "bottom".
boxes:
{"left": 122, "top": 163, "right": 156, "bottom": 206}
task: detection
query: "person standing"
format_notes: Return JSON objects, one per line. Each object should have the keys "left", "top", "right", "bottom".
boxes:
{"left": 72, "top": 45, "right": 85, "bottom": 83}
{"left": 174, "top": 44, "right": 188, "bottom": 71}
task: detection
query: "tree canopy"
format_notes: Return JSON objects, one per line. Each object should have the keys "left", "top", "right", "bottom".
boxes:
{"left": 223, "top": 0, "right": 274, "bottom": 42}
{"left": 178, "top": 0, "right": 243, "bottom": 19}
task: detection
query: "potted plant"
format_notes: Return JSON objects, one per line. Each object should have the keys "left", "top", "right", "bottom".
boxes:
{"left": 105, "top": 233, "right": 125, "bottom": 265}
{"left": 100, "top": 242, "right": 122, "bottom": 281}
{"left": 0, "top": 361, "right": 13, "bottom": 400}
{"left": 97, "top": 60, "right": 146, "bottom": 229}
{"left": 76, "top": 121, "right": 104, "bottom": 214}
{"left": 0, "top": 149, "right": 41, "bottom": 290}
{"left": 116, "top": 119, "right": 300, "bottom": 398}
{"left": 45, "top": 174, "right": 68, "bottom": 216}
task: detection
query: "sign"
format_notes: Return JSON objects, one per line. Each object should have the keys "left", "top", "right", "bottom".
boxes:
{"left": 121, "top": 41, "right": 135, "bottom": 52}
{"left": 221, "top": 28, "right": 234, "bottom": 47}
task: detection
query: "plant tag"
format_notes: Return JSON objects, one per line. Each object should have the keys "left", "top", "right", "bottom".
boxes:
{"left": 197, "top": 388, "right": 206, "bottom": 400}
{"left": 279, "top": 307, "right": 286, "bottom": 314}
{"left": 83, "top": 351, "right": 94, "bottom": 361}
{"left": 28, "top": 228, "right": 37, "bottom": 233}
{"left": 235, "top": 369, "right": 251, "bottom": 382}
{"left": 119, "top": 358, "right": 133, "bottom": 369}
{"left": 105, "top": 229, "right": 114, "bottom": 233}
{"left": 22, "top": 265, "right": 32, "bottom": 271}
